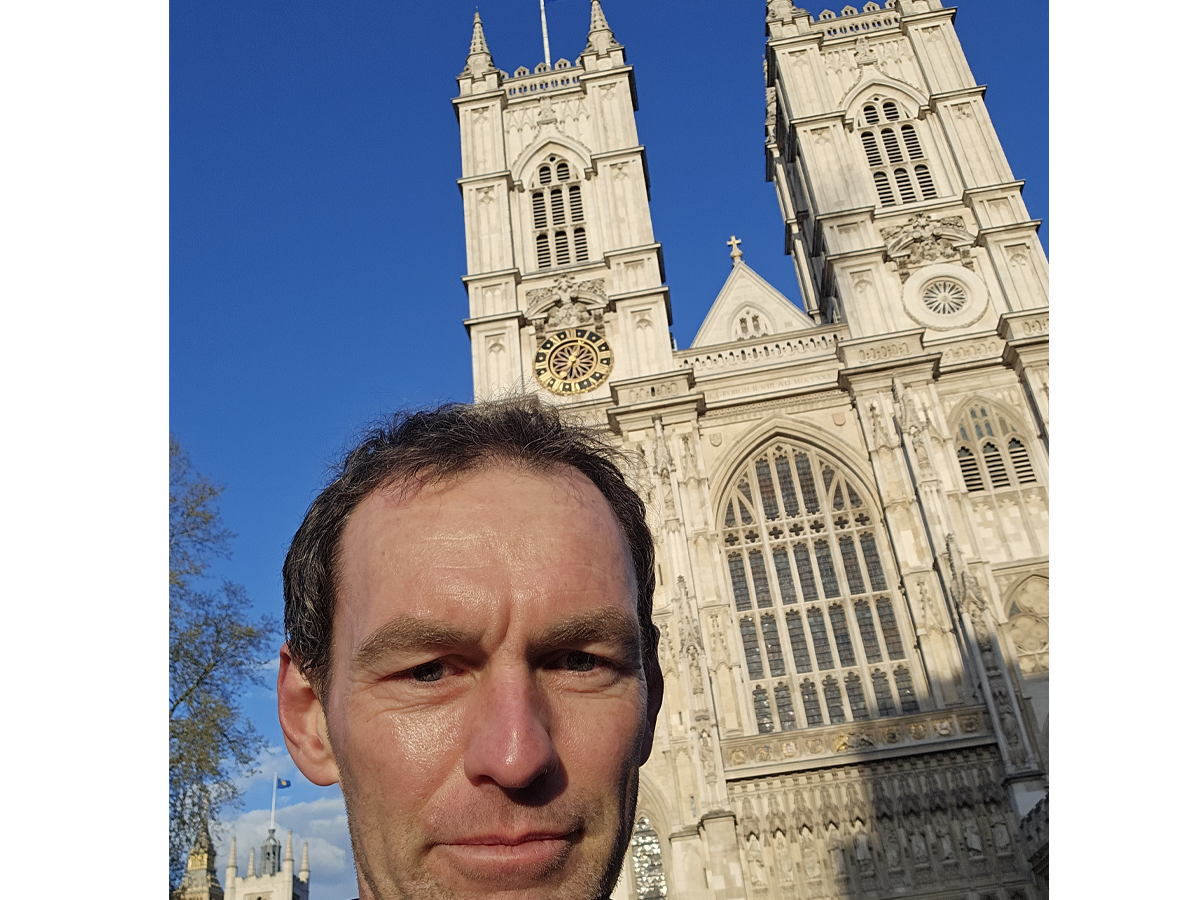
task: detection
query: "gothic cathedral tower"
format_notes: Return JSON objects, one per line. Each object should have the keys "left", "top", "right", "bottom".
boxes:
{"left": 453, "top": 3, "right": 1048, "bottom": 899}
{"left": 455, "top": 2, "right": 673, "bottom": 403}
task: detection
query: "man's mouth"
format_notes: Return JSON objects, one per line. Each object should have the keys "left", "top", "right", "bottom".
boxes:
{"left": 435, "top": 830, "right": 578, "bottom": 877}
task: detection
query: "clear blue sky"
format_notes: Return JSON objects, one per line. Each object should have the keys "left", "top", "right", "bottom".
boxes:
{"left": 170, "top": 2, "right": 1046, "bottom": 896}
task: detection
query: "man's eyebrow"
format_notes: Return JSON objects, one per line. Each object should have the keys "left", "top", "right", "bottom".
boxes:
{"left": 352, "top": 617, "right": 482, "bottom": 671}
{"left": 529, "top": 608, "right": 642, "bottom": 663}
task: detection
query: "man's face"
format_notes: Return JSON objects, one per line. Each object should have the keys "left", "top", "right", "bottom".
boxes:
{"left": 317, "top": 464, "right": 660, "bottom": 900}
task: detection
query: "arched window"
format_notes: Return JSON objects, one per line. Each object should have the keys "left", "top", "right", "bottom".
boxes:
{"left": 859, "top": 98, "right": 938, "bottom": 207}
{"left": 631, "top": 816, "right": 668, "bottom": 899}
{"left": 530, "top": 155, "right": 589, "bottom": 269}
{"left": 954, "top": 404, "right": 1039, "bottom": 493}
{"left": 720, "top": 441, "right": 921, "bottom": 732}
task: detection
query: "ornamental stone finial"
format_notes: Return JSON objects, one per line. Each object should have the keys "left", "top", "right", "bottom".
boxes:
{"left": 727, "top": 235, "right": 744, "bottom": 264}
{"left": 585, "top": 1, "right": 621, "bottom": 53}
{"left": 463, "top": 12, "right": 495, "bottom": 77}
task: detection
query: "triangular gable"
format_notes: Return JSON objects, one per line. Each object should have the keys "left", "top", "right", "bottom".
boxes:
{"left": 690, "top": 260, "right": 814, "bottom": 348}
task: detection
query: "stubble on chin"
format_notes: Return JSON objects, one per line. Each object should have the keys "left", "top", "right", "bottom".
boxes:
{"left": 341, "top": 767, "right": 642, "bottom": 900}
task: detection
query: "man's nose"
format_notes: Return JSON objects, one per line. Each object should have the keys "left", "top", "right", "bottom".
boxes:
{"left": 462, "top": 665, "right": 559, "bottom": 790}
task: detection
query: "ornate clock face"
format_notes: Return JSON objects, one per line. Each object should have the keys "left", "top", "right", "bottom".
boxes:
{"left": 534, "top": 327, "right": 613, "bottom": 395}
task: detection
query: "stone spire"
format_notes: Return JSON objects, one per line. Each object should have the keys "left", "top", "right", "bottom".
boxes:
{"left": 226, "top": 837, "right": 238, "bottom": 875}
{"left": 299, "top": 841, "right": 310, "bottom": 883}
{"left": 584, "top": 1, "right": 621, "bottom": 53}
{"left": 248, "top": 846, "right": 256, "bottom": 878}
{"left": 284, "top": 830, "right": 294, "bottom": 862}
{"left": 463, "top": 12, "right": 496, "bottom": 78}
{"left": 176, "top": 820, "right": 225, "bottom": 900}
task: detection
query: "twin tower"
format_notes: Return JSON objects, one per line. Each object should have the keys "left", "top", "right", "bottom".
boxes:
{"left": 452, "top": 3, "right": 1053, "bottom": 900}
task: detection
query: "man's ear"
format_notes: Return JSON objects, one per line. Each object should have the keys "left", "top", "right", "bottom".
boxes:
{"left": 277, "top": 643, "right": 340, "bottom": 786}
{"left": 639, "top": 625, "right": 665, "bottom": 765}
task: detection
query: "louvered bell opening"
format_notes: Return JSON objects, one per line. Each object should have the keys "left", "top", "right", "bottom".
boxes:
{"left": 874, "top": 171, "right": 896, "bottom": 206}
{"left": 1009, "top": 438, "right": 1036, "bottom": 483}
{"left": 573, "top": 227, "right": 588, "bottom": 261}
{"left": 863, "top": 104, "right": 880, "bottom": 125}
{"left": 958, "top": 447, "right": 984, "bottom": 492}
{"left": 883, "top": 100, "right": 900, "bottom": 121}
{"left": 550, "top": 188, "right": 565, "bottom": 225}
{"left": 915, "top": 165, "right": 936, "bottom": 199}
{"left": 538, "top": 165, "right": 552, "bottom": 185}
{"left": 554, "top": 230, "right": 570, "bottom": 266}
{"left": 901, "top": 124, "right": 922, "bottom": 159}
{"left": 881, "top": 128, "right": 903, "bottom": 164}
{"left": 536, "top": 233, "right": 551, "bottom": 269}
{"left": 895, "top": 168, "right": 916, "bottom": 203}
{"left": 532, "top": 192, "right": 547, "bottom": 229}
{"left": 556, "top": 160, "right": 570, "bottom": 182}
{"left": 982, "top": 443, "right": 1010, "bottom": 488}
{"left": 861, "top": 132, "right": 883, "bottom": 167}
{"left": 568, "top": 185, "right": 583, "bottom": 222}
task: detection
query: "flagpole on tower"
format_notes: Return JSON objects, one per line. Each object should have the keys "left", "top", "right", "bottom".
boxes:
{"left": 539, "top": 0, "right": 552, "bottom": 67}
{"left": 270, "top": 771, "right": 277, "bottom": 832}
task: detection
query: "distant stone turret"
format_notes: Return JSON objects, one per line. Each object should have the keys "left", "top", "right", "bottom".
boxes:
{"left": 225, "top": 827, "right": 308, "bottom": 900}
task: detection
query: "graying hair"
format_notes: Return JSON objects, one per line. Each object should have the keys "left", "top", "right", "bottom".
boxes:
{"left": 282, "top": 396, "right": 657, "bottom": 700}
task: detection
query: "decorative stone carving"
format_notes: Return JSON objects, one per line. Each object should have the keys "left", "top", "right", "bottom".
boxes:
{"left": 881, "top": 212, "right": 976, "bottom": 283}
{"left": 774, "top": 831, "right": 795, "bottom": 885}
{"left": 699, "top": 729, "right": 716, "bottom": 781}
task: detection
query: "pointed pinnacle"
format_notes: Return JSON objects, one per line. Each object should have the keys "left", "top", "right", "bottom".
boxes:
{"left": 300, "top": 841, "right": 310, "bottom": 873}
{"left": 227, "top": 837, "right": 237, "bottom": 869}
{"left": 589, "top": 0, "right": 612, "bottom": 35}
{"left": 284, "top": 830, "right": 294, "bottom": 862}
{"left": 469, "top": 11, "right": 490, "bottom": 57}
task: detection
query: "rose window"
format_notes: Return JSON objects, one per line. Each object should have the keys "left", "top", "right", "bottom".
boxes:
{"left": 922, "top": 280, "right": 968, "bottom": 314}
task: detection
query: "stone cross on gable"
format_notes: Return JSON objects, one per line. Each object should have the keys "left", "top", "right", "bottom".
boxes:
{"left": 727, "top": 235, "right": 743, "bottom": 264}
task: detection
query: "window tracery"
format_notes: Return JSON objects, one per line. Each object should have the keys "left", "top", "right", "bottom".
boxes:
{"left": 859, "top": 100, "right": 937, "bottom": 208}
{"left": 631, "top": 816, "right": 668, "bottom": 899}
{"left": 531, "top": 156, "right": 589, "bottom": 269}
{"left": 954, "top": 403, "right": 1038, "bottom": 494}
{"left": 720, "top": 441, "right": 921, "bottom": 732}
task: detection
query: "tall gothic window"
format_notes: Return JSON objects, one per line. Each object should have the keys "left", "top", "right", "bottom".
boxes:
{"left": 531, "top": 156, "right": 588, "bottom": 269}
{"left": 721, "top": 441, "right": 921, "bottom": 732}
{"left": 954, "top": 403, "right": 1039, "bottom": 494}
{"left": 859, "top": 101, "right": 938, "bottom": 208}
{"left": 631, "top": 816, "right": 668, "bottom": 899}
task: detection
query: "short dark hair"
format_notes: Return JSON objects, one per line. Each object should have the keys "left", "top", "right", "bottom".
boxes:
{"left": 283, "top": 396, "right": 656, "bottom": 700}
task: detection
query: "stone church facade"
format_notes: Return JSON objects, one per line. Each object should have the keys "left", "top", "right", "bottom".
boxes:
{"left": 454, "top": 3, "right": 1048, "bottom": 899}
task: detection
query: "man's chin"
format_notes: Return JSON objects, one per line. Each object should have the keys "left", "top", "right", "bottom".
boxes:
{"left": 415, "top": 840, "right": 608, "bottom": 899}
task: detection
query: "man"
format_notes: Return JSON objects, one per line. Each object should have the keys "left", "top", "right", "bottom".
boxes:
{"left": 277, "top": 398, "right": 664, "bottom": 900}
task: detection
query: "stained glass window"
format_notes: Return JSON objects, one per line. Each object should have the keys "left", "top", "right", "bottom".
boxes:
{"left": 631, "top": 817, "right": 668, "bottom": 899}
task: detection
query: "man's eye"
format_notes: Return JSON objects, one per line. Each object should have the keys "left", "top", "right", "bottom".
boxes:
{"left": 409, "top": 661, "right": 445, "bottom": 682}
{"left": 562, "top": 650, "right": 597, "bottom": 672}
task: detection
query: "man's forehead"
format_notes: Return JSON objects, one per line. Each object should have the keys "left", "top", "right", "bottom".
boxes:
{"left": 335, "top": 460, "right": 637, "bottom": 604}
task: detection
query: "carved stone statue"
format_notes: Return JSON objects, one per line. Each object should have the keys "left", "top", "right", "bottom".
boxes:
{"left": 854, "top": 831, "right": 872, "bottom": 863}
{"left": 990, "top": 813, "right": 1011, "bottom": 851}
{"left": 962, "top": 818, "right": 984, "bottom": 855}
{"left": 747, "top": 835, "right": 768, "bottom": 887}
{"left": 801, "top": 835, "right": 822, "bottom": 880}
{"left": 708, "top": 614, "right": 730, "bottom": 665}
{"left": 933, "top": 816, "right": 955, "bottom": 861}
{"left": 910, "top": 827, "right": 929, "bottom": 863}
{"left": 883, "top": 827, "right": 901, "bottom": 868}
{"left": 774, "top": 831, "right": 794, "bottom": 885}
{"left": 829, "top": 842, "right": 848, "bottom": 877}
{"left": 699, "top": 729, "right": 716, "bottom": 780}
{"left": 687, "top": 645, "right": 704, "bottom": 694}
